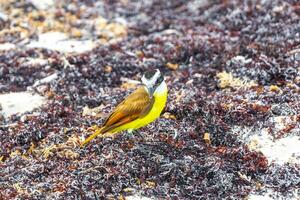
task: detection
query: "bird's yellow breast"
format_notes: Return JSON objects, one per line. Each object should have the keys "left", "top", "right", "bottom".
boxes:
{"left": 112, "top": 81, "right": 168, "bottom": 132}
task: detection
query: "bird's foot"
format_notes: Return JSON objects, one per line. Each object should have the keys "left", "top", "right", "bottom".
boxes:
{"left": 127, "top": 129, "right": 145, "bottom": 141}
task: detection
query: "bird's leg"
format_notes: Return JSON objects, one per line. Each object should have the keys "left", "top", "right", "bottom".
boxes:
{"left": 129, "top": 129, "right": 145, "bottom": 140}
{"left": 125, "top": 129, "right": 134, "bottom": 139}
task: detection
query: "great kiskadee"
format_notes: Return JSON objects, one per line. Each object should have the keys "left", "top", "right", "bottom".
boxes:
{"left": 80, "top": 69, "right": 168, "bottom": 147}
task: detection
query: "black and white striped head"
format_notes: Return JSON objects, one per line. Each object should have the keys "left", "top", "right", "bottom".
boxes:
{"left": 141, "top": 69, "right": 164, "bottom": 95}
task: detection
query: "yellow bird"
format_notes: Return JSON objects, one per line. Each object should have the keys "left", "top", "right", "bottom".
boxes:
{"left": 80, "top": 69, "right": 168, "bottom": 147}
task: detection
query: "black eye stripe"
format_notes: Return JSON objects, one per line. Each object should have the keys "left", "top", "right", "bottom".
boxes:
{"left": 144, "top": 71, "right": 157, "bottom": 79}
{"left": 154, "top": 75, "right": 164, "bottom": 89}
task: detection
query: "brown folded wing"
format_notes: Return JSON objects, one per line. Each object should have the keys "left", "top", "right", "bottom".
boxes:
{"left": 101, "top": 86, "right": 154, "bottom": 133}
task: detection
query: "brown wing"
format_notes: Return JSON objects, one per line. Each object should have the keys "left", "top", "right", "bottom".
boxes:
{"left": 101, "top": 86, "right": 153, "bottom": 132}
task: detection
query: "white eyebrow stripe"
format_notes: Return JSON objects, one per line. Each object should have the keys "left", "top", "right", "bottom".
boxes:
{"left": 141, "top": 76, "right": 153, "bottom": 86}
{"left": 149, "top": 70, "right": 160, "bottom": 85}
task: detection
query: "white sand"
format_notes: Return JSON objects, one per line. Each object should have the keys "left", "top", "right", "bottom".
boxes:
{"left": 248, "top": 132, "right": 300, "bottom": 165}
{"left": 233, "top": 115, "right": 300, "bottom": 165}
{"left": 233, "top": 119, "right": 300, "bottom": 199}
{"left": 29, "top": 0, "right": 55, "bottom": 10}
{"left": 0, "top": 92, "right": 45, "bottom": 118}
{"left": 0, "top": 43, "right": 16, "bottom": 51}
{"left": 27, "top": 32, "right": 95, "bottom": 53}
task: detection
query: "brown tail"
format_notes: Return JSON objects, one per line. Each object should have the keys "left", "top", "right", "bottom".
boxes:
{"left": 80, "top": 127, "right": 104, "bottom": 148}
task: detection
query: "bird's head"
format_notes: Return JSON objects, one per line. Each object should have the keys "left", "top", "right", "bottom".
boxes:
{"left": 141, "top": 69, "right": 165, "bottom": 95}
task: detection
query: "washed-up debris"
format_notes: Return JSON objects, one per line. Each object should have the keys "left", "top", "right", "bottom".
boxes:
{"left": 217, "top": 71, "right": 257, "bottom": 89}
{"left": 165, "top": 62, "right": 179, "bottom": 70}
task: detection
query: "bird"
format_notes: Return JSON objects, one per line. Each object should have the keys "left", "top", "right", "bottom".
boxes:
{"left": 80, "top": 69, "right": 168, "bottom": 147}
